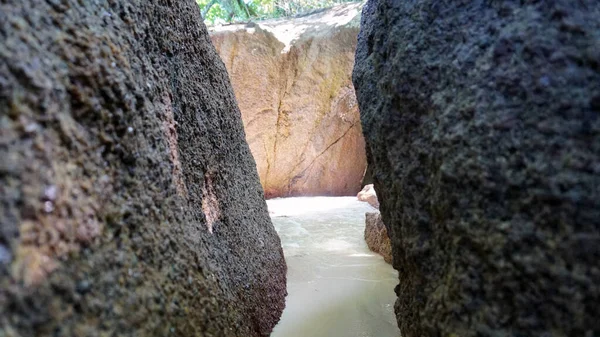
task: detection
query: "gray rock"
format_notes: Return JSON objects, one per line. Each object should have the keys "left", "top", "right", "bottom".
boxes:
{"left": 353, "top": 1, "right": 600, "bottom": 336}
{"left": 0, "top": 0, "right": 285, "bottom": 335}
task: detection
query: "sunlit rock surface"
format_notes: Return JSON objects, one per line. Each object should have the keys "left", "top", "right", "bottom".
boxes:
{"left": 268, "top": 197, "right": 400, "bottom": 337}
{"left": 210, "top": 4, "right": 367, "bottom": 198}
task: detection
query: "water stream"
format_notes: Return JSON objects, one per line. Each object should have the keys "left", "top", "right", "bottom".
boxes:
{"left": 268, "top": 197, "right": 400, "bottom": 337}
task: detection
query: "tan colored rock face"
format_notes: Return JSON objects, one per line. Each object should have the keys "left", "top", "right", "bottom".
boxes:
{"left": 210, "top": 3, "right": 367, "bottom": 198}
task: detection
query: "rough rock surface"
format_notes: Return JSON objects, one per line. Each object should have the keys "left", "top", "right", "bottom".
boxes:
{"left": 357, "top": 183, "right": 379, "bottom": 209}
{"left": 210, "top": 3, "right": 367, "bottom": 198}
{"left": 354, "top": 1, "right": 600, "bottom": 336}
{"left": 0, "top": 0, "right": 286, "bottom": 336}
{"left": 364, "top": 211, "right": 391, "bottom": 264}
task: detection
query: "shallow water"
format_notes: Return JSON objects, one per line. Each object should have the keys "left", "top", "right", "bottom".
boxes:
{"left": 268, "top": 197, "right": 400, "bottom": 337}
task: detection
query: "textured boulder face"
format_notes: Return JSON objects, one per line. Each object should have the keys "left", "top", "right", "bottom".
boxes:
{"left": 210, "top": 3, "right": 367, "bottom": 198}
{"left": 354, "top": 1, "right": 600, "bottom": 336}
{"left": 0, "top": 0, "right": 286, "bottom": 336}
{"left": 364, "top": 211, "right": 391, "bottom": 264}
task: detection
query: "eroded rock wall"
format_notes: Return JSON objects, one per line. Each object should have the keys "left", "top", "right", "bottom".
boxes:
{"left": 0, "top": 0, "right": 286, "bottom": 335}
{"left": 354, "top": 0, "right": 600, "bottom": 336}
{"left": 210, "top": 3, "right": 367, "bottom": 198}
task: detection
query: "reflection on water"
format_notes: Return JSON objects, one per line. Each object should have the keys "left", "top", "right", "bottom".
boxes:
{"left": 268, "top": 197, "right": 400, "bottom": 337}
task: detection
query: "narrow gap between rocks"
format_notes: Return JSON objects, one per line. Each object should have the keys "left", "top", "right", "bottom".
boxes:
{"left": 207, "top": 3, "right": 401, "bottom": 336}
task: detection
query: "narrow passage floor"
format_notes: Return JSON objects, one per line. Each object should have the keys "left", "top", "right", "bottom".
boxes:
{"left": 269, "top": 197, "right": 400, "bottom": 337}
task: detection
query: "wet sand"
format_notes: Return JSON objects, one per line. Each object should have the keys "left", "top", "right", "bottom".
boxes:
{"left": 268, "top": 197, "right": 400, "bottom": 337}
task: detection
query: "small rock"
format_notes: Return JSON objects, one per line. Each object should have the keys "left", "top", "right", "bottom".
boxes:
{"left": 357, "top": 184, "right": 379, "bottom": 209}
{"left": 364, "top": 211, "right": 392, "bottom": 264}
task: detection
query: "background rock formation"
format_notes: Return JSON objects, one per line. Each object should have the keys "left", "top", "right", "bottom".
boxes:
{"left": 0, "top": 0, "right": 285, "bottom": 335}
{"left": 354, "top": 1, "right": 600, "bottom": 336}
{"left": 210, "top": 3, "right": 367, "bottom": 198}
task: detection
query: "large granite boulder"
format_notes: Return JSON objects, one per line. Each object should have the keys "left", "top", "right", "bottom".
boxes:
{"left": 353, "top": 1, "right": 600, "bottom": 336}
{"left": 0, "top": 0, "right": 286, "bottom": 335}
{"left": 210, "top": 3, "right": 367, "bottom": 198}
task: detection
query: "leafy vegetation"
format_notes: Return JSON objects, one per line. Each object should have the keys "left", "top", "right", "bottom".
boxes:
{"left": 197, "top": 0, "right": 358, "bottom": 25}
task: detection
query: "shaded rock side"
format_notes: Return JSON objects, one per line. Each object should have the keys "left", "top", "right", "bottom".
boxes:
{"left": 210, "top": 3, "right": 367, "bottom": 198}
{"left": 0, "top": 0, "right": 286, "bottom": 336}
{"left": 353, "top": 1, "right": 600, "bottom": 336}
{"left": 364, "top": 212, "right": 391, "bottom": 264}
{"left": 357, "top": 183, "right": 379, "bottom": 209}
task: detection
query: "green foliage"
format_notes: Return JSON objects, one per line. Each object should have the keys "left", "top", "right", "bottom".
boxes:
{"left": 197, "top": 0, "right": 357, "bottom": 25}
